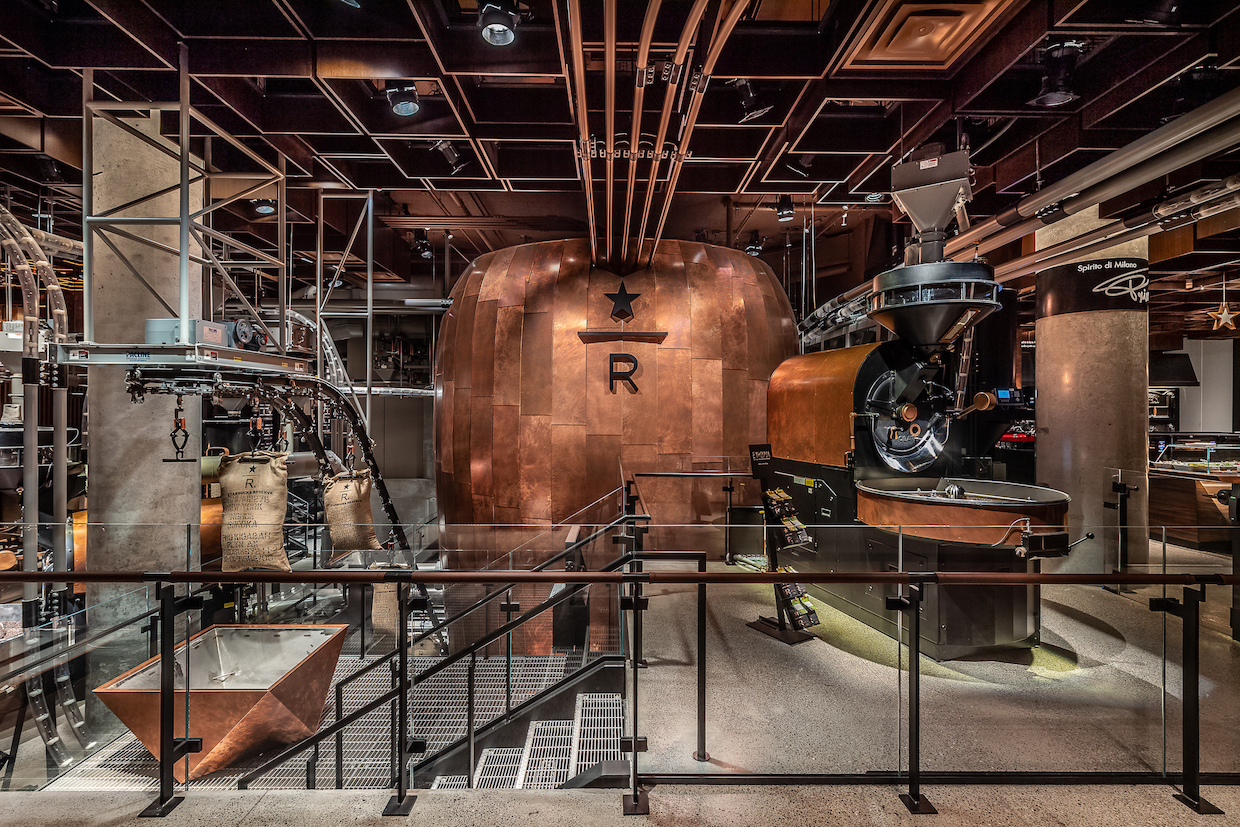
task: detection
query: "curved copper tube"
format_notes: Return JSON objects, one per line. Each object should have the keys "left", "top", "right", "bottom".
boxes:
{"left": 0, "top": 210, "right": 68, "bottom": 343}
{"left": 565, "top": 0, "right": 599, "bottom": 264}
{"left": 630, "top": 0, "right": 712, "bottom": 270}
{"left": 604, "top": 0, "right": 616, "bottom": 263}
{"left": 618, "top": 0, "right": 664, "bottom": 267}
{"left": 647, "top": 0, "right": 751, "bottom": 266}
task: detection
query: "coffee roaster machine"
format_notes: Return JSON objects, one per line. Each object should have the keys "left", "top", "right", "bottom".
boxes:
{"left": 758, "top": 146, "right": 1077, "bottom": 660}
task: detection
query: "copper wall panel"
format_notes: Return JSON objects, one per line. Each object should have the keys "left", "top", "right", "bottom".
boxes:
{"left": 855, "top": 489, "right": 1067, "bottom": 546}
{"left": 691, "top": 358, "right": 723, "bottom": 459}
{"left": 519, "top": 312, "right": 553, "bottom": 415}
{"left": 435, "top": 239, "right": 795, "bottom": 561}
{"left": 493, "top": 306, "right": 524, "bottom": 407}
{"left": 470, "top": 299, "right": 499, "bottom": 399}
{"left": 657, "top": 348, "right": 693, "bottom": 455}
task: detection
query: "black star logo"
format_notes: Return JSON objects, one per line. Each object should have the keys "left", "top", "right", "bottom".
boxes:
{"left": 248, "top": 465, "right": 257, "bottom": 473}
{"left": 604, "top": 282, "right": 640, "bottom": 322}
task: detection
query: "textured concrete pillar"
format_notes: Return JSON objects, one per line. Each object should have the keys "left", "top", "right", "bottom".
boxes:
{"left": 1035, "top": 207, "right": 1149, "bottom": 572}
{"left": 86, "top": 114, "right": 202, "bottom": 625}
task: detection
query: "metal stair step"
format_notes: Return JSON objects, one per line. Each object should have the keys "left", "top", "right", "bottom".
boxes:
{"left": 514, "top": 720, "right": 573, "bottom": 789}
{"left": 472, "top": 747, "right": 523, "bottom": 789}
{"left": 570, "top": 693, "right": 624, "bottom": 776}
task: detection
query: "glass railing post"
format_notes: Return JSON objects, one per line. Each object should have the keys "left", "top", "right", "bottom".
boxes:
{"left": 1153, "top": 586, "right": 1223, "bottom": 814}
{"left": 466, "top": 652, "right": 477, "bottom": 790}
{"left": 383, "top": 582, "right": 415, "bottom": 815}
{"left": 622, "top": 567, "right": 649, "bottom": 815}
{"left": 694, "top": 555, "right": 708, "bottom": 763}
{"left": 888, "top": 583, "right": 934, "bottom": 815}
{"left": 501, "top": 588, "right": 516, "bottom": 717}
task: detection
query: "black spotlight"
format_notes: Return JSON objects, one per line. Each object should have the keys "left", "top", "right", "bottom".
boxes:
{"left": 775, "top": 194, "right": 795, "bottom": 223}
{"left": 1029, "top": 41, "right": 1085, "bottom": 107}
{"left": 413, "top": 228, "right": 433, "bottom": 260}
{"left": 745, "top": 230, "right": 763, "bottom": 257}
{"left": 1161, "top": 67, "right": 1221, "bottom": 124}
{"left": 432, "top": 140, "right": 470, "bottom": 175}
{"left": 1125, "top": 0, "right": 1181, "bottom": 25}
{"left": 385, "top": 81, "right": 421, "bottom": 117}
{"left": 733, "top": 79, "right": 773, "bottom": 124}
{"left": 250, "top": 198, "right": 277, "bottom": 215}
{"left": 479, "top": 1, "right": 519, "bottom": 47}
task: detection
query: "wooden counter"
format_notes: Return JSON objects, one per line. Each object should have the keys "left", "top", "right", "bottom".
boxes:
{"left": 1148, "top": 468, "right": 1233, "bottom": 551}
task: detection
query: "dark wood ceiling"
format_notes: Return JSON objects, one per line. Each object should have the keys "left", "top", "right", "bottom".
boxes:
{"left": 1, "top": 0, "right": 1240, "bottom": 338}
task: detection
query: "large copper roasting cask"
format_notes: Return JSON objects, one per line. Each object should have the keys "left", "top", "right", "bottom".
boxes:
{"left": 434, "top": 237, "right": 796, "bottom": 535}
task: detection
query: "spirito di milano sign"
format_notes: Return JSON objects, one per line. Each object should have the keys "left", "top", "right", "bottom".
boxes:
{"left": 1037, "top": 258, "right": 1150, "bottom": 319}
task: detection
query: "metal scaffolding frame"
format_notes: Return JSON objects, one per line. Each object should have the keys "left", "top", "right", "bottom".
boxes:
{"left": 79, "top": 44, "right": 290, "bottom": 358}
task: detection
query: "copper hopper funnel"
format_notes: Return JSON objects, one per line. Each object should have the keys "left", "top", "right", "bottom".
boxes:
{"left": 94, "top": 625, "right": 346, "bottom": 782}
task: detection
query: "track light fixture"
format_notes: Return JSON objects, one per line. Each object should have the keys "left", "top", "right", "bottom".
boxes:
{"left": 250, "top": 198, "right": 277, "bottom": 215}
{"left": 1029, "top": 41, "right": 1085, "bottom": 108}
{"left": 337, "top": 0, "right": 361, "bottom": 7}
{"left": 745, "top": 230, "right": 763, "bottom": 257}
{"left": 732, "top": 79, "right": 773, "bottom": 124}
{"left": 432, "top": 140, "right": 470, "bottom": 175}
{"left": 413, "top": 228, "right": 433, "bottom": 260}
{"left": 785, "top": 154, "right": 814, "bottom": 178}
{"left": 478, "top": 1, "right": 519, "bottom": 47}
{"left": 385, "top": 81, "right": 421, "bottom": 117}
{"left": 775, "top": 194, "right": 795, "bottom": 223}
{"left": 1125, "top": 0, "right": 1181, "bottom": 25}
{"left": 1161, "top": 67, "right": 1221, "bottom": 124}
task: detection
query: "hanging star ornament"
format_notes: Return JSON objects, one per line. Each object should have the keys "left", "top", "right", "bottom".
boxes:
{"left": 605, "top": 281, "right": 640, "bottom": 322}
{"left": 1208, "top": 301, "right": 1237, "bottom": 330}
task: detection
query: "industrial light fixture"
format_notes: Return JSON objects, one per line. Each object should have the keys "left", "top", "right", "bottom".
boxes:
{"left": 745, "top": 230, "right": 763, "bottom": 256}
{"left": 1125, "top": 0, "right": 1181, "bottom": 25}
{"left": 385, "top": 81, "right": 421, "bottom": 117}
{"left": 413, "top": 228, "right": 433, "bottom": 260}
{"left": 775, "top": 194, "right": 795, "bottom": 222}
{"left": 1161, "top": 67, "right": 1221, "bottom": 124}
{"left": 478, "top": 1, "right": 519, "bottom": 47}
{"left": 1029, "top": 41, "right": 1086, "bottom": 107}
{"left": 733, "top": 79, "right": 773, "bottom": 124}
{"left": 250, "top": 199, "right": 277, "bottom": 215}
{"left": 865, "top": 192, "right": 885, "bottom": 203}
{"left": 785, "top": 154, "right": 814, "bottom": 177}
{"left": 432, "top": 140, "right": 470, "bottom": 175}
{"left": 337, "top": 0, "right": 361, "bottom": 7}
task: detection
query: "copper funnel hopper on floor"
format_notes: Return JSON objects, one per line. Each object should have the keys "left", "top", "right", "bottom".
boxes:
{"left": 94, "top": 625, "right": 347, "bottom": 782}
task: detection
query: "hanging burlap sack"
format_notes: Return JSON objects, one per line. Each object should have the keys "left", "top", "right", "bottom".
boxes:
{"left": 372, "top": 582, "right": 401, "bottom": 637}
{"left": 219, "top": 451, "right": 290, "bottom": 572}
{"left": 324, "top": 469, "right": 382, "bottom": 565}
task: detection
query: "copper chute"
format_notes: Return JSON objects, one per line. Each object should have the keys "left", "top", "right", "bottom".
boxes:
{"left": 93, "top": 625, "right": 347, "bottom": 782}
{"left": 603, "top": 0, "right": 617, "bottom": 263}
{"left": 646, "top": 0, "right": 752, "bottom": 266}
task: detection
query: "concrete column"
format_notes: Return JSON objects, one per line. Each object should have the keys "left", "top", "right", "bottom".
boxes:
{"left": 1035, "top": 207, "right": 1149, "bottom": 573}
{"left": 86, "top": 114, "right": 203, "bottom": 626}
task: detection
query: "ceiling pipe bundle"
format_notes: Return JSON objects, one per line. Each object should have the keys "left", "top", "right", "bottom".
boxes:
{"left": 617, "top": 0, "right": 664, "bottom": 267}
{"left": 565, "top": 0, "right": 599, "bottom": 264}
{"left": 629, "top": 0, "right": 713, "bottom": 270}
{"left": 946, "top": 82, "right": 1240, "bottom": 260}
{"left": 646, "top": 0, "right": 752, "bottom": 266}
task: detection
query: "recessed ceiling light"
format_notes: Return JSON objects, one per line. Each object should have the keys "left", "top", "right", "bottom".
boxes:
{"left": 775, "top": 194, "right": 795, "bottom": 222}
{"left": 250, "top": 199, "right": 277, "bottom": 215}
{"left": 385, "top": 81, "right": 421, "bottom": 117}
{"left": 479, "top": 1, "right": 519, "bottom": 47}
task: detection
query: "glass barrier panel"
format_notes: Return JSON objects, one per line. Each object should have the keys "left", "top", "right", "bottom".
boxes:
{"left": 0, "top": 584, "right": 159, "bottom": 792}
{"left": 921, "top": 551, "right": 1166, "bottom": 776}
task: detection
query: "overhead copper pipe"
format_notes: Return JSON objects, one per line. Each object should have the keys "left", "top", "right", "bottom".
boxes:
{"left": 618, "top": 0, "right": 664, "bottom": 267}
{"left": 647, "top": 0, "right": 751, "bottom": 266}
{"left": 604, "top": 0, "right": 617, "bottom": 263}
{"left": 566, "top": 0, "right": 599, "bottom": 264}
{"left": 630, "top": 0, "right": 712, "bottom": 269}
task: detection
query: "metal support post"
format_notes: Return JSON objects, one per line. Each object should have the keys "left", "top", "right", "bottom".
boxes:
{"left": 887, "top": 585, "right": 935, "bottom": 815}
{"left": 466, "top": 651, "right": 477, "bottom": 790}
{"left": 51, "top": 370, "right": 69, "bottom": 611}
{"left": 1151, "top": 588, "right": 1224, "bottom": 814}
{"left": 21, "top": 357, "right": 39, "bottom": 623}
{"left": 693, "top": 556, "right": 708, "bottom": 762}
{"left": 140, "top": 584, "right": 202, "bottom": 818}
{"left": 501, "top": 591, "right": 519, "bottom": 716}
{"left": 365, "top": 191, "right": 373, "bottom": 432}
{"left": 277, "top": 154, "right": 287, "bottom": 353}
{"left": 81, "top": 69, "right": 94, "bottom": 342}
{"left": 722, "top": 479, "right": 734, "bottom": 565}
{"left": 1227, "top": 484, "right": 1240, "bottom": 642}
{"left": 383, "top": 582, "right": 415, "bottom": 815}
{"left": 622, "top": 569, "right": 649, "bottom": 815}
{"left": 177, "top": 42, "right": 191, "bottom": 344}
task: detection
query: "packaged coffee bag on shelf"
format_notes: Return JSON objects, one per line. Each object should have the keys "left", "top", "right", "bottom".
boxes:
{"left": 219, "top": 451, "right": 290, "bottom": 572}
{"left": 324, "top": 469, "right": 382, "bottom": 565}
